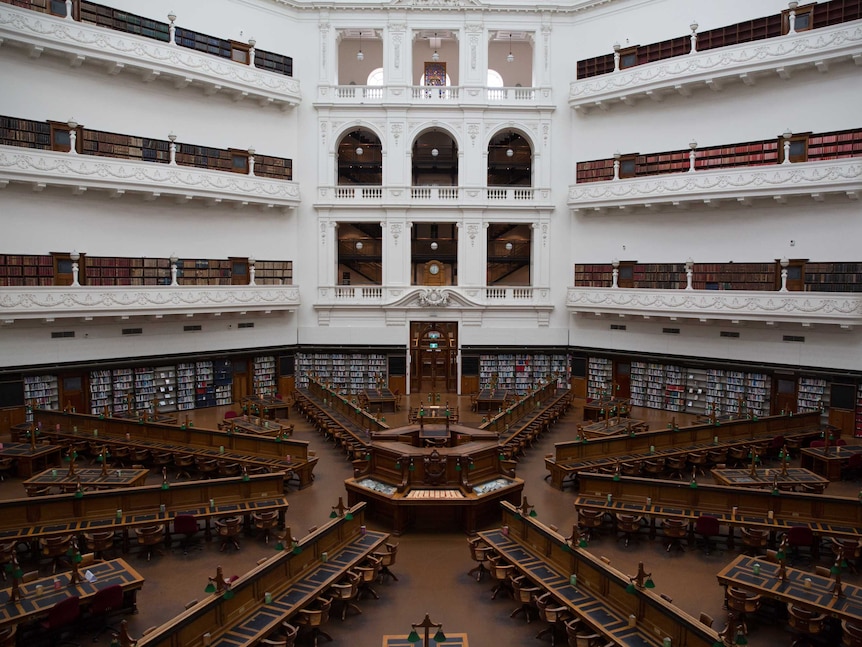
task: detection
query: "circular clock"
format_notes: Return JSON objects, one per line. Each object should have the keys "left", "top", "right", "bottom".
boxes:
{"left": 429, "top": 263, "right": 440, "bottom": 275}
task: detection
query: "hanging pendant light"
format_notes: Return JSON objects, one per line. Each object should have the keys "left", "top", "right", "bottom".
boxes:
{"left": 507, "top": 33, "right": 514, "bottom": 63}
{"left": 431, "top": 32, "right": 440, "bottom": 62}
{"left": 357, "top": 32, "right": 364, "bottom": 61}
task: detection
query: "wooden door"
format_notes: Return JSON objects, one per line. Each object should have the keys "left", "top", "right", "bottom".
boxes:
{"left": 59, "top": 373, "right": 87, "bottom": 413}
{"left": 614, "top": 361, "right": 631, "bottom": 398}
{"left": 773, "top": 377, "right": 797, "bottom": 414}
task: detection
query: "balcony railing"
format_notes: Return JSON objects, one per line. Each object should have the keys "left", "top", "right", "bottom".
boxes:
{"left": 317, "top": 185, "right": 552, "bottom": 209}
{"left": 0, "top": 145, "right": 302, "bottom": 209}
{"left": 317, "top": 85, "right": 553, "bottom": 109}
{"left": 566, "top": 286, "right": 862, "bottom": 329}
{"left": 316, "top": 285, "right": 552, "bottom": 310}
{"left": 569, "top": 20, "right": 862, "bottom": 112}
{"left": 0, "top": 284, "right": 301, "bottom": 322}
{"left": 0, "top": 3, "right": 301, "bottom": 109}
{"left": 567, "top": 157, "right": 862, "bottom": 212}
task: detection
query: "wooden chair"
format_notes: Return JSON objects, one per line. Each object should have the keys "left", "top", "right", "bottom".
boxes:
{"left": 39, "top": 534, "right": 73, "bottom": 573}
{"left": 725, "top": 587, "right": 762, "bottom": 634}
{"left": 327, "top": 570, "right": 362, "bottom": 621}
{"left": 83, "top": 530, "right": 116, "bottom": 560}
{"left": 577, "top": 508, "right": 605, "bottom": 541}
{"left": 294, "top": 596, "right": 333, "bottom": 647}
{"left": 661, "top": 518, "right": 687, "bottom": 554}
{"left": 615, "top": 513, "right": 642, "bottom": 548}
{"left": 487, "top": 554, "right": 514, "bottom": 600}
{"left": 0, "top": 457, "right": 15, "bottom": 481}
{"left": 0, "top": 625, "right": 16, "bottom": 647}
{"left": 787, "top": 603, "right": 827, "bottom": 647}
{"left": 172, "top": 514, "right": 202, "bottom": 555}
{"left": 664, "top": 455, "right": 688, "bottom": 480}
{"left": 694, "top": 515, "right": 721, "bottom": 556}
{"left": 467, "top": 536, "right": 492, "bottom": 582}
{"left": 135, "top": 524, "right": 165, "bottom": 561}
{"left": 534, "top": 591, "right": 572, "bottom": 646}
{"left": 842, "top": 619, "right": 862, "bottom": 647}
{"left": 217, "top": 460, "right": 241, "bottom": 478}
{"left": 253, "top": 509, "right": 280, "bottom": 544}
{"left": 372, "top": 542, "right": 398, "bottom": 583}
{"left": 642, "top": 457, "right": 666, "bottom": 478}
{"left": 25, "top": 484, "right": 53, "bottom": 497}
{"left": 195, "top": 456, "right": 219, "bottom": 479}
{"left": 510, "top": 574, "right": 540, "bottom": 624}
{"left": 173, "top": 453, "right": 195, "bottom": 480}
{"left": 215, "top": 516, "right": 242, "bottom": 552}
{"left": 739, "top": 527, "right": 769, "bottom": 556}
{"left": 355, "top": 556, "right": 381, "bottom": 600}
{"left": 280, "top": 622, "right": 299, "bottom": 647}
{"left": 699, "top": 612, "right": 714, "bottom": 628}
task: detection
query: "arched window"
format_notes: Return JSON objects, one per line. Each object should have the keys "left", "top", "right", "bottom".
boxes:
{"left": 367, "top": 68, "right": 384, "bottom": 86}
{"left": 487, "top": 69, "right": 504, "bottom": 87}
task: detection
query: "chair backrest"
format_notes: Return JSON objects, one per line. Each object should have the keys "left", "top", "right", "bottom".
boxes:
{"left": 282, "top": 622, "right": 299, "bottom": 646}
{"left": 787, "top": 525, "right": 814, "bottom": 547}
{"left": 90, "top": 584, "right": 124, "bottom": 615}
{"left": 174, "top": 514, "right": 199, "bottom": 534}
{"left": 45, "top": 595, "right": 80, "bottom": 629}
{"left": 699, "top": 612, "right": 714, "bottom": 628}
{"left": 224, "top": 410, "right": 239, "bottom": 420}
{"left": 695, "top": 515, "right": 720, "bottom": 536}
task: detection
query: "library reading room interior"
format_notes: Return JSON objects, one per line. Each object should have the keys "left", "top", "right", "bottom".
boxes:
{"left": 1, "top": 0, "right": 861, "bottom": 645}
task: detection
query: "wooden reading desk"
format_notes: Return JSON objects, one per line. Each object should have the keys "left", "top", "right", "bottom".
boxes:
{"left": 0, "top": 442, "right": 62, "bottom": 478}
{"left": 710, "top": 467, "right": 829, "bottom": 491}
{"left": 578, "top": 417, "right": 648, "bottom": 439}
{"left": 241, "top": 394, "right": 291, "bottom": 420}
{"left": 227, "top": 415, "right": 292, "bottom": 437}
{"left": 800, "top": 444, "right": 862, "bottom": 480}
{"left": 476, "top": 389, "right": 508, "bottom": 412}
{"left": 23, "top": 465, "right": 150, "bottom": 493}
{"left": 0, "top": 557, "right": 145, "bottom": 630}
{"left": 717, "top": 555, "right": 862, "bottom": 623}
{"left": 363, "top": 388, "right": 398, "bottom": 412}
{"left": 584, "top": 397, "right": 630, "bottom": 421}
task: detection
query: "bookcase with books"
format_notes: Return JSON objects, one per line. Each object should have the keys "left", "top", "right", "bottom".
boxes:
{"left": 644, "top": 363, "right": 667, "bottom": 410}
{"left": 253, "top": 356, "right": 277, "bottom": 396}
{"left": 176, "top": 363, "right": 196, "bottom": 411}
{"left": 153, "top": 366, "right": 177, "bottom": 413}
{"left": 111, "top": 368, "right": 134, "bottom": 415}
{"left": 683, "top": 368, "right": 709, "bottom": 415}
{"left": 89, "top": 370, "right": 112, "bottom": 414}
{"left": 195, "top": 361, "right": 216, "bottom": 408}
{"left": 133, "top": 367, "right": 156, "bottom": 413}
{"left": 797, "top": 376, "right": 827, "bottom": 413}
{"left": 629, "top": 362, "right": 647, "bottom": 407}
{"left": 213, "top": 360, "right": 233, "bottom": 406}
{"left": 477, "top": 353, "right": 571, "bottom": 393}
{"left": 24, "top": 374, "right": 59, "bottom": 410}
{"left": 664, "top": 365, "right": 685, "bottom": 412}
{"left": 587, "top": 357, "right": 613, "bottom": 401}
{"left": 295, "top": 352, "right": 387, "bottom": 394}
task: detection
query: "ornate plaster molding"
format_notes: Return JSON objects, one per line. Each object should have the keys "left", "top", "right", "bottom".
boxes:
{"left": 570, "top": 23, "right": 862, "bottom": 111}
{"left": 0, "top": 147, "right": 302, "bottom": 208}
{"left": 0, "top": 6, "right": 301, "bottom": 109}
{"left": 566, "top": 287, "right": 862, "bottom": 327}
{"left": 0, "top": 285, "right": 301, "bottom": 321}
{"left": 568, "top": 159, "right": 862, "bottom": 211}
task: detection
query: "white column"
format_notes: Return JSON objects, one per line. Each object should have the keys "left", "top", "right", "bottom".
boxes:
{"left": 168, "top": 133, "right": 177, "bottom": 165}
{"left": 779, "top": 257, "right": 789, "bottom": 292}
{"left": 613, "top": 151, "right": 620, "bottom": 180}
{"left": 169, "top": 254, "right": 178, "bottom": 286}
{"left": 248, "top": 257, "right": 256, "bottom": 286}
{"left": 70, "top": 251, "right": 80, "bottom": 287}
{"left": 248, "top": 38, "right": 256, "bottom": 66}
{"left": 168, "top": 11, "right": 176, "bottom": 44}
{"left": 612, "top": 258, "right": 620, "bottom": 288}
{"left": 782, "top": 129, "right": 793, "bottom": 164}
{"left": 65, "top": 0, "right": 74, "bottom": 20}
{"left": 67, "top": 118, "right": 78, "bottom": 155}
{"left": 685, "top": 258, "right": 693, "bottom": 290}
{"left": 787, "top": 2, "right": 798, "bottom": 34}
{"left": 247, "top": 147, "right": 256, "bottom": 177}
{"left": 613, "top": 42, "right": 621, "bottom": 71}
{"left": 689, "top": 21, "right": 698, "bottom": 54}
{"left": 688, "top": 140, "right": 697, "bottom": 173}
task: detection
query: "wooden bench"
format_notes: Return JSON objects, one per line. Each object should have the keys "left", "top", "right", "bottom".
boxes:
{"left": 0, "top": 472, "right": 288, "bottom": 548}
{"left": 28, "top": 410, "right": 318, "bottom": 489}
{"left": 478, "top": 501, "right": 721, "bottom": 647}
{"left": 545, "top": 411, "right": 826, "bottom": 490}
{"left": 135, "top": 502, "right": 389, "bottom": 647}
{"left": 574, "top": 471, "right": 862, "bottom": 545}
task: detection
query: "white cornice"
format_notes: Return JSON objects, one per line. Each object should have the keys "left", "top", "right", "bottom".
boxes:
{"left": 570, "top": 22, "right": 862, "bottom": 112}
{"left": 268, "top": 0, "right": 616, "bottom": 14}
{"left": 0, "top": 146, "right": 302, "bottom": 209}
{"left": 0, "top": 285, "right": 301, "bottom": 321}
{"left": 568, "top": 159, "right": 862, "bottom": 212}
{"left": 0, "top": 5, "right": 301, "bottom": 110}
{"left": 566, "top": 287, "right": 862, "bottom": 328}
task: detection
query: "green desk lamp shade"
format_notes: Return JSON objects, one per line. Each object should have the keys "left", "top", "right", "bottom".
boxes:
{"left": 407, "top": 630, "right": 420, "bottom": 643}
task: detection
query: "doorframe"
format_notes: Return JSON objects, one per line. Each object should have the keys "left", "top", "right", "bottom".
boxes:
{"left": 408, "top": 320, "right": 459, "bottom": 395}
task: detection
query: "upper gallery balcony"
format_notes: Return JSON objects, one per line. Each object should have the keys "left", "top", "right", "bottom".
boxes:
{"left": 316, "top": 185, "right": 552, "bottom": 210}
{"left": 0, "top": 253, "right": 299, "bottom": 322}
{"left": 568, "top": 128, "right": 862, "bottom": 212}
{"left": 0, "top": 0, "right": 301, "bottom": 110}
{"left": 316, "top": 84, "right": 554, "bottom": 110}
{"left": 569, "top": 1, "right": 862, "bottom": 112}
{"left": 0, "top": 115, "right": 300, "bottom": 209}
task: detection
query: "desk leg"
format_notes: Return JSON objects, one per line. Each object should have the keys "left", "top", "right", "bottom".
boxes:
{"left": 123, "top": 589, "right": 139, "bottom": 614}
{"left": 726, "top": 526, "right": 735, "bottom": 550}
{"left": 204, "top": 518, "right": 213, "bottom": 541}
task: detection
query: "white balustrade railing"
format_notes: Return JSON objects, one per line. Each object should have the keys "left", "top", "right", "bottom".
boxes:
{"left": 316, "top": 186, "right": 552, "bottom": 208}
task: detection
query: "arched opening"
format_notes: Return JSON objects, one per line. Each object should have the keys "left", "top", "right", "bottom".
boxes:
{"left": 487, "top": 130, "right": 531, "bottom": 186}
{"left": 412, "top": 130, "right": 457, "bottom": 186}
{"left": 337, "top": 128, "right": 382, "bottom": 185}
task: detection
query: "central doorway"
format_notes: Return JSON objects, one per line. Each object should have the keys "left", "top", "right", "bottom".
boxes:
{"left": 410, "top": 321, "right": 458, "bottom": 394}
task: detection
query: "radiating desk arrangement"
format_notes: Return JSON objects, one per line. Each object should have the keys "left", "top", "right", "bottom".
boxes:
{"left": 241, "top": 394, "right": 292, "bottom": 420}
{"left": 477, "top": 501, "right": 721, "bottom": 647}
{"left": 23, "top": 465, "right": 150, "bottom": 493}
{"left": 545, "top": 410, "right": 827, "bottom": 490}
{"left": 0, "top": 557, "right": 145, "bottom": 630}
{"left": 717, "top": 555, "right": 862, "bottom": 623}
{"left": 0, "top": 472, "right": 289, "bottom": 547}
{"left": 135, "top": 502, "right": 389, "bottom": 647}
{"left": 25, "top": 408, "right": 318, "bottom": 489}
{"left": 800, "top": 444, "right": 862, "bottom": 480}
{"left": 0, "top": 441, "right": 62, "bottom": 478}
{"left": 710, "top": 467, "right": 829, "bottom": 491}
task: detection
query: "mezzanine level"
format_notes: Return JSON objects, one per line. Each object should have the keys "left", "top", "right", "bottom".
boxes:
{"left": 566, "top": 286, "right": 862, "bottom": 329}
{"left": 316, "top": 84, "right": 553, "bottom": 110}
{"left": 316, "top": 185, "right": 552, "bottom": 210}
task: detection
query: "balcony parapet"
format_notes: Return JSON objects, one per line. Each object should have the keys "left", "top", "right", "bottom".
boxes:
{"left": 566, "top": 287, "right": 862, "bottom": 329}
{"left": 0, "top": 146, "right": 301, "bottom": 209}
{"left": 0, "top": 5, "right": 301, "bottom": 110}
{"left": 567, "top": 158, "right": 862, "bottom": 212}
{"left": 569, "top": 21, "right": 862, "bottom": 113}
{"left": 316, "top": 85, "right": 554, "bottom": 110}
{"left": 0, "top": 285, "right": 301, "bottom": 322}
{"left": 316, "top": 185, "right": 552, "bottom": 210}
